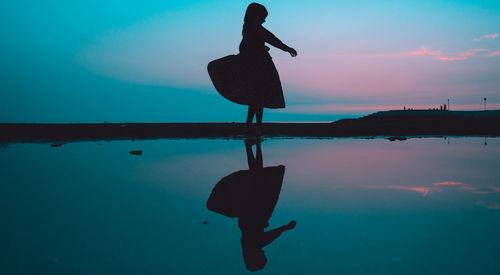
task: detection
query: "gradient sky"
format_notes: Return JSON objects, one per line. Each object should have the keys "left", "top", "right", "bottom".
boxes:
{"left": 1, "top": 0, "right": 499, "bottom": 122}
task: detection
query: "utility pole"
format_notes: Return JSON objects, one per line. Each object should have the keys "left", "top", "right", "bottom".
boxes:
{"left": 447, "top": 98, "right": 450, "bottom": 111}
{"left": 484, "top": 97, "right": 487, "bottom": 111}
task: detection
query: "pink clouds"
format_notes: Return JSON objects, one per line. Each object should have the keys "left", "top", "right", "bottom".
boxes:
{"left": 433, "top": 57, "right": 467, "bottom": 61}
{"left": 434, "top": 181, "right": 465, "bottom": 186}
{"left": 275, "top": 39, "right": 500, "bottom": 102}
{"left": 432, "top": 181, "right": 497, "bottom": 195}
{"left": 459, "top": 49, "right": 489, "bottom": 56}
{"left": 487, "top": 51, "right": 500, "bottom": 57}
{"left": 459, "top": 52, "right": 475, "bottom": 57}
{"left": 364, "top": 46, "right": 441, "bottom": 58}
{"left": 407, "top": 47, "right": 442, "bottom": 56}
{"left": 276, "top": 54, "right": 421, "bottom": 96}
{"left": 387, "top": 186, "right": 442, "bottom": 196}
{"left": 469, "top": 49, "right": 491, "bottom": 52}
{"left": 350, "top": 46, "right": 495, "bottom": 61}
{"left": 460, "top": 49, "right": 491, "bottom": 57}
{"left": 364, "top": 183, "right": 499, "bottom": 198}
{"left": 362, "top": 185, "right": 442, "bottom": 196}
{"left": 432, "top": 48, "right": 493, "bottom": 61}
{"left": 330, "top": 40, "right": 498, "bottom": 64}
{"left": 474, "top": 33, "right": 499, "bottom": 41}
{"left": 358, "top": 46, "right": 493, "bottom": 62}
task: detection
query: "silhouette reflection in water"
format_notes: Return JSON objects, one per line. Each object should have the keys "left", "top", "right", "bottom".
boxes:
{"left": 207, "top": 138, "right": 296, "bottom": 271}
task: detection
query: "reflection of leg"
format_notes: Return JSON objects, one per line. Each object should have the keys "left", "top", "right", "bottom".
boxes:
{"left": 245, "top": 138, "right": 263, "bottom": 169}
{"left": 259, "top": 220, "right": 297, "bottom": 248}
{"left": 245, "top": 139, "right": 257, "bottom": 170}
{"left": 247, "top": 106, "right": 256, "bottom": 124}
{"left": 255, "top": 141, "right": 263, "bottom": 169}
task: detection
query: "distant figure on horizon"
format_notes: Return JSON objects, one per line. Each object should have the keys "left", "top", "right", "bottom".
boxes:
{"left": 208, "top": 3, "right": 297, "bottom": 134}
{"left": 207, "top": 138, "right": 296, "bottom": 271}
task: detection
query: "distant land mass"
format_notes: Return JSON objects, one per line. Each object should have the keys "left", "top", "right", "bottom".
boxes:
{"left": 1, "top": 110, "right": 499, "bottom": 142}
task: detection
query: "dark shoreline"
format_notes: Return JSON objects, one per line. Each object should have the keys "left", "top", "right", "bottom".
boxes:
{"left": 1, "top": 110, "right": 500, "bottom": 142}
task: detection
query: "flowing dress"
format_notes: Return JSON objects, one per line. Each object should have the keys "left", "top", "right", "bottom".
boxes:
{"left": 207, "top": 25, "right": 286, "bottom": 108}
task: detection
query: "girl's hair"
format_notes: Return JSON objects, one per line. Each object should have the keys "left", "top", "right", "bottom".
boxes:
{"left": 243, "top": 3, "right": 268, "bottom": 35}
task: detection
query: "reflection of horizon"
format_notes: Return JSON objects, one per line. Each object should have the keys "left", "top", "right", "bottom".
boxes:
{"left": 206, "top": 138, "right": 296, "bottom": 271}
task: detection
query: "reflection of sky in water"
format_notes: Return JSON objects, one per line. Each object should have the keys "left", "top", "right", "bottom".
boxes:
{"left": 1, "top": 138, "right": 499, "bottom": 274}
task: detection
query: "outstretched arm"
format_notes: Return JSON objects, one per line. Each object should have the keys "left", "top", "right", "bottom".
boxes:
{"left": 259, "top": 220, "right": 297, "bottom": 248}
{"left": 262, "top": 27, "right": 297, "bottom": 57}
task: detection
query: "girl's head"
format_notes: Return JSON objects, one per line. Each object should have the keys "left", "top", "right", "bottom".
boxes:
{"left": 244, "top": 3, "right": 268, "bottom": 25}
{"left": 243, "top": 248, "right": 267, "bottom": 271}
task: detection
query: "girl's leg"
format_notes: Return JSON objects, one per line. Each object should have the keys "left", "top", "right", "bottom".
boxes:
{"left": 255, "top": 107, "right": 263, "bottom": 125}
{"left": 247, "top": 106, "right": 256, "bottom": 124}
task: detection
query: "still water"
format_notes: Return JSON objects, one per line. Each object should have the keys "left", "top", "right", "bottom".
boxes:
{"left": 1, "top": 137, "right": 499, "bottom": 274}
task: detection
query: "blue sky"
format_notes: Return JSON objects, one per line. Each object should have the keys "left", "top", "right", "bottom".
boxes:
{"left": 1, "top": 0, "right": 499, "bottom": 122}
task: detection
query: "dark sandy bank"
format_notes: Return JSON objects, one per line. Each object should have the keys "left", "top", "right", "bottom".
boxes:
{"left": 1, "top": 110, "right": 499, "bottom": 142}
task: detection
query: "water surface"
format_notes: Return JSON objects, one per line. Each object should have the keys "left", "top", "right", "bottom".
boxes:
{"left": 1, "top": 137, "right": 499, "bottom": 274}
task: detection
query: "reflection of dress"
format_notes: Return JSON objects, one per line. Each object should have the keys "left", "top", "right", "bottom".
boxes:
{"left": 207, "top": 25, "right": 285, "bottom": 109}
{"left": 206, "top": 165, "right": 285, "bottom": 224}
{"left": 207, "top": 158, "right": 290, "bottom": 271}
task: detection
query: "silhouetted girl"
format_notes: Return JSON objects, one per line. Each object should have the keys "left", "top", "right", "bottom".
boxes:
{"left": 208, "top": 3, "right": 297, "bottom": 133}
